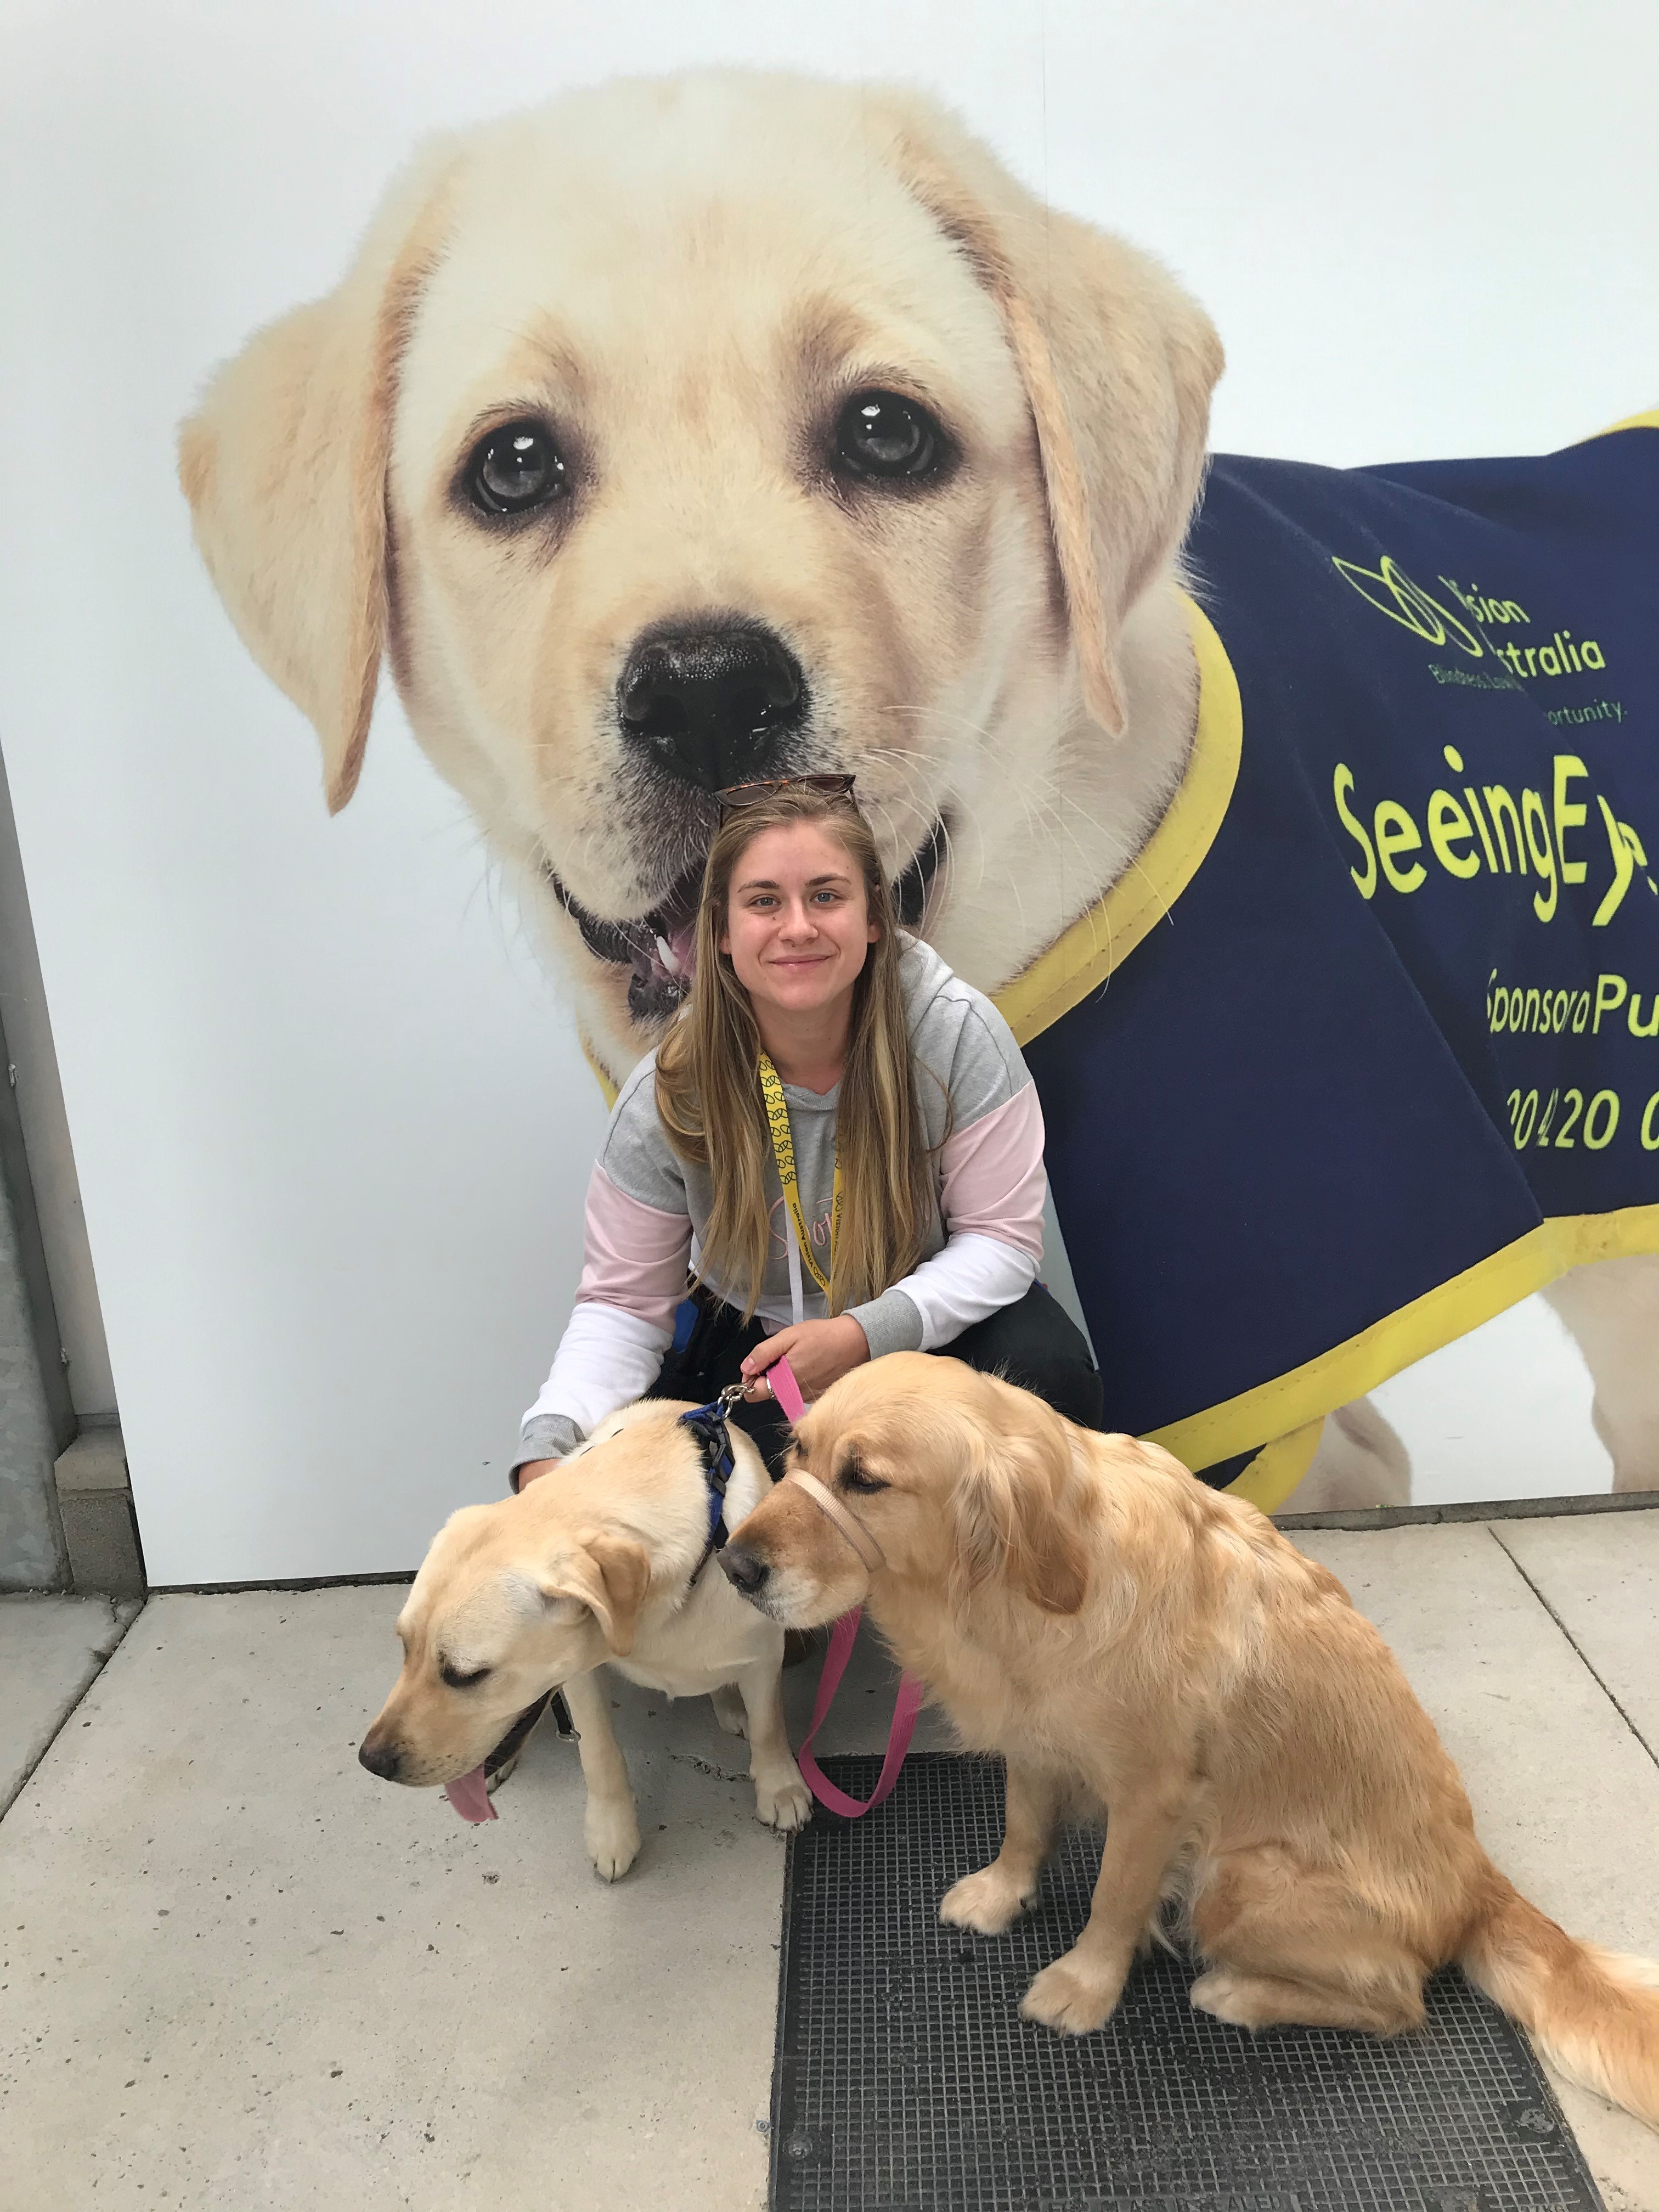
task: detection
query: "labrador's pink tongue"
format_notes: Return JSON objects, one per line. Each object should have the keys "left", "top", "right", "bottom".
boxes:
{"left": 444, "top": 1764, "right": 499, "bottom": 1823}
{"left": 669, "top": 921, "right": 696, "bottom": 981}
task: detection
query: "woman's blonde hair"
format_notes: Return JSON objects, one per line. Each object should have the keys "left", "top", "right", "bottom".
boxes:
{"left": 654, "top": 786, "right": 937, "bottom": 1319}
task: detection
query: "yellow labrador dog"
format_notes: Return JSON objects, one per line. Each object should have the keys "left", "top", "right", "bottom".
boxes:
{"left": 177, "top": 71, "right": 1658, "bottom": 1511}
{"left": 359, "top": 1400, "right": 811, "bottom": 1876}
{"left": 719, "top": 1354, "right": 1659, "bottom": 2130}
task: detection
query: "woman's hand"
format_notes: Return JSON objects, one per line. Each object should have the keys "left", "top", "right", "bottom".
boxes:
{"left": 516, "top": 1458, "right": 561, "bottom": 1490}
{"left": 741, "top": 1315, "right": 870, "bottom": 1407}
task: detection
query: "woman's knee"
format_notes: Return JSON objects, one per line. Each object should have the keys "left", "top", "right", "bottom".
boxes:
{"left": 1019, "top": 1352, "right": 1104, "bottom": 1431}
{"left": 945, "top": 1286, "right": 1105, "bottom": 1429}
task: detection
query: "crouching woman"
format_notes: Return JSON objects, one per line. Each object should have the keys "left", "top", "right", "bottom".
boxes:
{"left": 513, "top": 778, "right": 1102, "bottom": 1491}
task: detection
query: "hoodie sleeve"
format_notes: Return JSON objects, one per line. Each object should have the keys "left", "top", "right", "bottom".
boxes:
{"left": 509, "top": 1063, "right": 691, "bottom": 1483}
{"left": 847, "top": 994, "right": 1047, "bottom": 1356}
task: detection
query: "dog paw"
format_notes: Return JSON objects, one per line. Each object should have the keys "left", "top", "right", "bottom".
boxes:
{"left": 584, "top": 1800, "right": 641, "bottom": 1882}
{"left": 710, "top": 1684, "right": 749, "bottom": 1740}
{"left": 755, "top": 1770, "right": 813, "bottom": 1833}
{"left": 1188, "top": 1970, "right": 1255, "bottom": 2027}
{"left": 1018, "top": 1957, "right": 1121, "bottom": 2036}
{"left": 939, "top": 1866, "right": 1037, "bottom": 1937}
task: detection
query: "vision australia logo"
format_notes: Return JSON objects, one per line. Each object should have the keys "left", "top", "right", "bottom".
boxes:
{"left": 1331, "top": 554, "right": 1607, "bottom": 678}
{"left": 1332, "top": 554, "right": 1489, "bottom": 657}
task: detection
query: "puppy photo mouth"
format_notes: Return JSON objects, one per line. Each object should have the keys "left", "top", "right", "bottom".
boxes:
{"left": 546, "top": 818, "right": 947, "bottom": 1025}
{"left": 550, "top": 859, "right": 706, "bottom": 1021}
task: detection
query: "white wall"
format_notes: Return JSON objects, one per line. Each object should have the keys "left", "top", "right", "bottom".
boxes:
{"left": 2, "top": 0, "right": 1654, "bottom": 1580}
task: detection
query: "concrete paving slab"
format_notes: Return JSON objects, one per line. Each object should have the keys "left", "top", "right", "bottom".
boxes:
{"left": 0, "top": 1592, "right": 125, "bottom": 1816}
{"left": 1295, "top": 1522, "right": 1659, "bottom": 2210}
{"left": 0, "top": 1585, "right": 820, "bottom": 2212}
{"left": 1492, "top": 1511, "right": 1659, "bottom": 1764}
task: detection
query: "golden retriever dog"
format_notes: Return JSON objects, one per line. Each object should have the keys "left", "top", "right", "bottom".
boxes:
{"left": 359, "top": 1399, "right": 811, "bottom": 1876}
{"left": 719, "top": 1354, "right": 1659, "bottom": 2128}
{"left": 176, "top": 70, "right": 1658, "bottom": 1512}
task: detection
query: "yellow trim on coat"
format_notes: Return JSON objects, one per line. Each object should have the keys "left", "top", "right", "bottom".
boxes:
{"left": 1227, "top": 1420, "right": 1327, "bottom": 1517}
{"left": 1150, "top": 1204, "right": 1659, "bottom": 1479}
{"left": 581, "top": 1034, "right": 620, "bottom": 1111}
{"left": 989, "top": 595, "right": 1244, "bottom": 1047}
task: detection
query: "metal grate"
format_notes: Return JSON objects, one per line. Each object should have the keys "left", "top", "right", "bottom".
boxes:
{"left": 772, "top": 1754, "right": 1603, "bottom": 2212}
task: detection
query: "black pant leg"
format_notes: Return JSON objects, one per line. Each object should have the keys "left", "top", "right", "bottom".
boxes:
{"left": 938, "top": 1281, "right": 1106, "bottom": 1431}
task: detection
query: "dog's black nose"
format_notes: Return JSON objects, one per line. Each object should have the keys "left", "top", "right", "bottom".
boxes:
{"left": 718, "top": 1544, "right": 770, "bottom": 1598}
{"left": 357, "top": 1735, "right": 402, "bottom": 1782}
{"left": 618, "top": 622, "right": 806, "bottom": 792}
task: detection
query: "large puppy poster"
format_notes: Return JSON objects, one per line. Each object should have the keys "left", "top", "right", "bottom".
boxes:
{"left": 178, "top": 76, "right": 1658, "bottom": 1524}
{"left": 4, "top": 9, "right": 1655, "bottom": 1580}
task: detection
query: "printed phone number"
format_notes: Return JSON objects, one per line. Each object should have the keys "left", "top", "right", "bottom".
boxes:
{"left": 1505, "top": 1084, "right": 1659, "bottom": 1152}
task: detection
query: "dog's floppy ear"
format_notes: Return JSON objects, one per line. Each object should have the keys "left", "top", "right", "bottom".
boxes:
{"left": 540, "top": 1533, "right": 652, "bottom": 1657}
{"left": 176, "top": 140, "right": 461, "bottom": 813}
{"left": 873, "top": 94, "right": 1223, "bottom": 737}
{"left": 952, "top": 1391, "right": 1089, "bottom": 1617}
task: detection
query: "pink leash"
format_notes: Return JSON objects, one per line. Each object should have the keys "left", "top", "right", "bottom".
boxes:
{"left": 767, "top": 1357, "right": 924, "bottom": 1819}
{"left": 793, "top": 1604, "right": 923, "bottom": 1817}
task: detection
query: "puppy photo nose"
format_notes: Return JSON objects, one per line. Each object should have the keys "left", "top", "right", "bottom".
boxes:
{"left": 718, "top": 1544, "right": 770, "bottom": 1596}
{"left": 357, "top": 1735, "right": 402, "bottom": 1781}
{"left": 618, "top": 622, "right": 805, "bottom": 792}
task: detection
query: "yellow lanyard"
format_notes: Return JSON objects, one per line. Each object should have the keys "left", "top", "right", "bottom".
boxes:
{"left": 757, "top": 1052, "right": 842, "bottom": 1304}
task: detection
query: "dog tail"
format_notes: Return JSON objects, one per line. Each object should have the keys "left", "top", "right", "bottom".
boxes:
{"left": 1460, "top": 1869, "right": 1659, "bottom": 2129}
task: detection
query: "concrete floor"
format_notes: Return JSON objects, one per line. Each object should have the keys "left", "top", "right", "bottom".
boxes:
{"left": 0, "top": 1594, "right": 139, "bottom": 1819}
{"left": 2, "top": 1513, "right": 1656, "bottom": 2212}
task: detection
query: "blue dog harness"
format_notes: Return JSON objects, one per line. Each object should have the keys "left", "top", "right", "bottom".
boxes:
{"left": 680, "top": 1381, "right": 746, "bottom": 1585}
{"left": 996, "top": 416, "right": 1659, "bottom": 1509}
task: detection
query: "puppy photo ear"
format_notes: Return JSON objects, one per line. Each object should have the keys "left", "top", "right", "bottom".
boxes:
{"left": 540, "top": 1533, "right": 652, "bottom": 1657}
{"left": 874, "top": 94, "right": 1224, "bottom": 736}
{"left": 952, "top": 1398, "right": 1089, "bottom": 1617}
{"left": 176, "top": 140, "right": 460, "bottom": 812}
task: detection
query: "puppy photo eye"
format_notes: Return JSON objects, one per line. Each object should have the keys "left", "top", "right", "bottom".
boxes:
{"left": 466, "top": 421, "right": 569, "bottom": 517}
{"left": 833, "top": 391, "right": 944, "bottom": 482}
{"left": 439, "top": 1661, "right": 493, "bottom": 1689}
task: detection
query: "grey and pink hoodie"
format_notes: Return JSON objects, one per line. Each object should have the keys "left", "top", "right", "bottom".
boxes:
{"left": 514, "top": 936, "right": 1047, "bottom": 1473}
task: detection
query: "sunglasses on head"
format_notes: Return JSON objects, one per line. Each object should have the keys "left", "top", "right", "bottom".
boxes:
{"left": 715, "top": 773, "right": 857, "bottom": 822}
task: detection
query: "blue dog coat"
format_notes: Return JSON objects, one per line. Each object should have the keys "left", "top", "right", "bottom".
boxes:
{"left": 1001, "top": 415, "right": 1659, "bottom": 1507}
